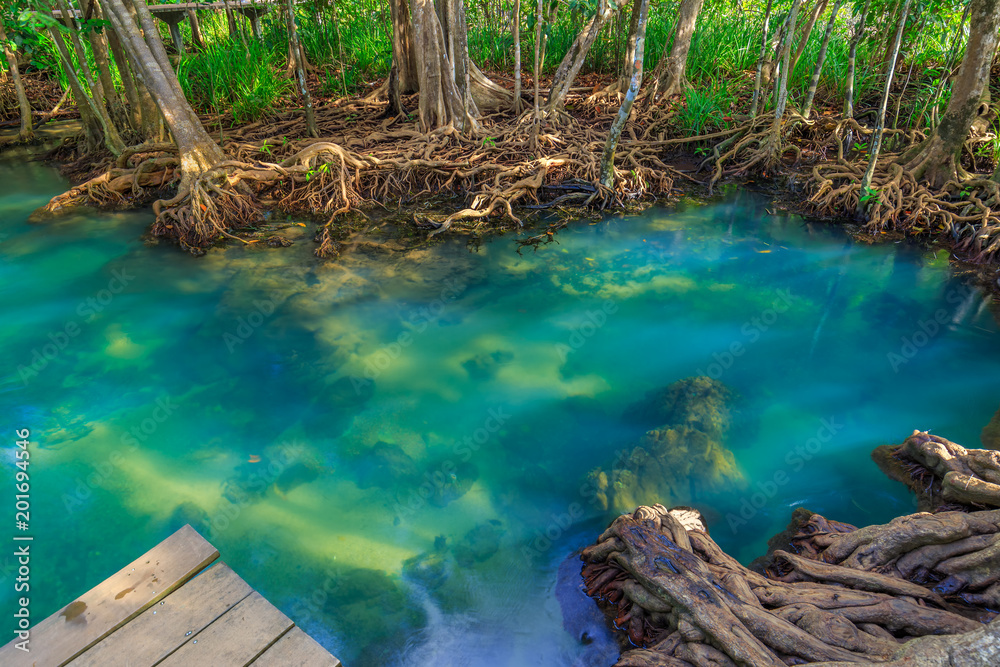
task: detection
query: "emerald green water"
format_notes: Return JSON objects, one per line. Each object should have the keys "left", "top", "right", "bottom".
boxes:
{"left": 3, "top": 156, "right": 1000, "bottom": 665}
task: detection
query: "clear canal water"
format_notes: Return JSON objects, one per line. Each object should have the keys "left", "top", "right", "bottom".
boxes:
{"left": 3, "top": 155, "right": 1000, "bottom": 666}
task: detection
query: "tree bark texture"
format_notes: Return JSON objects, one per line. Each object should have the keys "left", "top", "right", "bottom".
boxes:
{"left": 898, "top": 0, "right": 1000, "bottom": 188}
{"left": 0, "top": 18, "right": 33, "bottom": 142}
{"left": 646, "top": 0, "right": 705, "bottom": 102}
{"left": 582, "top": 502, "right": 998, "bottom": 666}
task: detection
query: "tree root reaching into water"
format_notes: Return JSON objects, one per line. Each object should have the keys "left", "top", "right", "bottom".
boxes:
{"left": 873, "top": 431, "right": 1000, "bottom": 512}
{"left": 38, "top": 102, "right": 680, "bottom": 256}
{"left": 582, "top": 503, "right": 999, "bottom": 666}
{"left": 807, "top": 119, "right": 1000, "bottom": 263}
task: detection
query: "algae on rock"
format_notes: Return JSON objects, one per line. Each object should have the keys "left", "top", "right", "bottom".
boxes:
{"left": 587, "top": 376, "right": 745, "bottom": 514}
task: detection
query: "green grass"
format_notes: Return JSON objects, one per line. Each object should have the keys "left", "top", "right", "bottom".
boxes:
{"left": 675, "top": 77, "right": 738, "bottom": 135}
{"left": 11, "top": 0, "right": 975, "bottom": 137}
{"left": 177, "top": 38, "right": 291, "bottom": 122}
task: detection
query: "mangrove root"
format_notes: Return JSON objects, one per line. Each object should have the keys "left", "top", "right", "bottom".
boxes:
{"left": 872, "top": 430, "right": 1000, "bottom": 511}
{"left": 582, "top": 503, "right": 997, "bottom": 666}
{"left": 38, "top": 102, "right": 679, "bottom": 255}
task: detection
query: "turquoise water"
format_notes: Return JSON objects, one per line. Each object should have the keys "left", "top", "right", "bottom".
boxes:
{"left": 2, "top": 156, "right": 1000, "bottom": 665}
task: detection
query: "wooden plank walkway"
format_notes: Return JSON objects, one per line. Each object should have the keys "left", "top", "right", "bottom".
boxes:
{"left": 53, "top": 0, "right": 279, "bottom": 17}
{"left": 0, "top": 525, "right": 341, "bottom": 667}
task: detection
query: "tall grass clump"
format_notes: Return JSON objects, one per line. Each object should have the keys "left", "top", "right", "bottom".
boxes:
{"left": 687, "top": 14, "right": 759, "bottom": 81}
{"left": 675, "top": 77, "right": 737, "bottom": 135}
{"left": 178, "top": 38, "right": 291, "bottom": 122}
{"left": 297, "top": 8, "right": 392, "bottom": 92}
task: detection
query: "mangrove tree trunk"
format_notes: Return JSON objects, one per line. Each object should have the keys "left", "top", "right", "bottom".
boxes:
{"left": 645, "top": 0, "right": 704, "bottom": 102}
{"left": 0, "top": 18, "right": 33, "bottom": 142}
{"left": 898, "top": 0, "right": 1000, "bottom": 187}
{"left": 599, "top": 0, "right": 648, "bottom": 189}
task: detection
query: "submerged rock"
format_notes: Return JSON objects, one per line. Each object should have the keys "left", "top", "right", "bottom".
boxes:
{"left": 221, "top": 445, "right": 323, "bottom": 504}
{"left": 321, "top": 566, "right": 427, "bottom": 664}
{"left": 274, "top": 461, "right": 320, "bottom": 495}
{"left": 425, "top": 458, "right": 477, "bottom": 507}
{"left": 402, "top": 539, "right": 451, "bottom": 591}
{"left": 624, "top": 375, "right": 733, "bottom": 439}
{"left": 166, "top": 501, "right": 209, "bottom": 533}
{"left": 588, "top": 376, "right": 745, "bottom": 514}
{"left": 265, "top": 235, "right": 293, "bottom": 247}
{"left": 354, "top": 441, "right": 420, "bottom": 490}
{"left": 328, "top": 374, "right": 375, "bottom": 406}
{"left": 461, "top": 349, "right": 514, "bottom": 380}
{"left": 453, "top": 520, "right": 505, "bottom": 567}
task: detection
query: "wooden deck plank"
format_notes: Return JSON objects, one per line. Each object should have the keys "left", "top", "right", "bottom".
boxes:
{"left": 157, "top": 591, "right": 294, "bottom": 667}
{"left": 250, "top": 626, "right": 341, "bottom": 667}
{"left": 53, "top": 0, "right": 290, "bottom": 17}
{"left": 0, "top": 525, "right": 219, "bottom": 667}
{"left": 67, "top": 563, "right": 253, "bottom": 667}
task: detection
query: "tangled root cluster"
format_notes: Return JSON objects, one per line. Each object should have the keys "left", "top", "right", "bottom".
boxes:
{"left": 808, "top": 119, "right": 1000, "bottom": 263}
{"left": 41, "top": 101, "right": 681, "bottom": 256}
{"left": 583, "top": 502, "right": 999, "bottom": 666}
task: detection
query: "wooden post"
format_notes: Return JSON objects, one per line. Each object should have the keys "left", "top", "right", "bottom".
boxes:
{"left": 188, "top": 9, "right": 206, "bottom": 50}
{"left": 223, "top": 0, "right": 240, "bottom": 39}
{"left": 157, "top": 11, "right": 186, "bottom": 54}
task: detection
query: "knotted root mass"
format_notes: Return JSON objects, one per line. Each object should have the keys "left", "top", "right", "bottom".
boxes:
{"left": 807, "top": 121, "right": 1000, "bottom": 264}
{"left": 872, "top": 430, "right": 1000, "bottom": 512}
{"left": 38, "top": 105, "right": 681, "bottom": 255}
{"left": 582, "top": 503, "right": 999, "bottom": 666}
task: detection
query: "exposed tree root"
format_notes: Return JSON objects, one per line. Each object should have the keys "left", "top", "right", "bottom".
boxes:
{"left": 703, "top": 114, "right": 806, "bottom": 193}
{"left": 582, "top": 502, "right": 997, "bottom": 666}
{"left": 40, "top": 103, "right": 680, "bottom": 256}
{"left": 872, "top": 431, "right": 1000, "bottom": 512}
{"left": 807, "top": 118, "right": 1000, "bottom": 263}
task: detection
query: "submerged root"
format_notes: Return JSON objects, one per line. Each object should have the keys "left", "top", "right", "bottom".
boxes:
{"left": 704, "top": 114, "right": 805, "bottom": 193}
